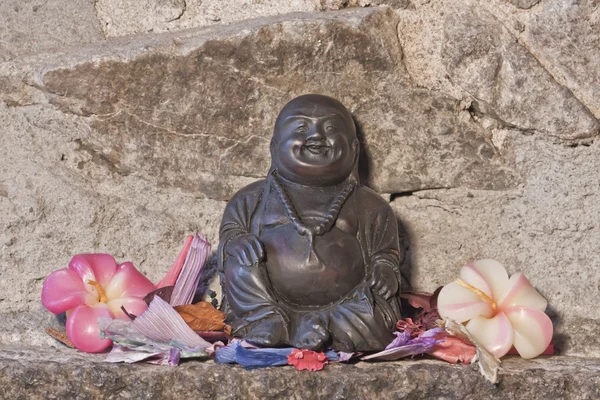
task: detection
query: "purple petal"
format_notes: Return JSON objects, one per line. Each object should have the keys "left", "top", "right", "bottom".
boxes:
{"left": 385, "top": 331, "right": 411, "bottom": 350}
{"left": 361, "top": 342, "right": 435, "bottom": 361}
{"left": 170, "top": 234, "right": 211, "bottom": 306}
{"left": 133, "top": 296, "right": 211, "bottom": 349}
{"left": 338, "top": 352, "right": 359, "bottom": 363}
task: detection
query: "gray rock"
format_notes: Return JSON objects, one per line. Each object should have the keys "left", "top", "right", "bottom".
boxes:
{"left": 0, "top": 346, "right": 599, "bottom": 399}
{"left": 0, "top": 0, "right": 104, "bottom": 61}
{"left": 442, "top": 4, "right": 599, "bottom": 140}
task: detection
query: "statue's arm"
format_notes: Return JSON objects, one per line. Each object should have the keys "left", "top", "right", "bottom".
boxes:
{"left": 219, "top": 180, "right": 266, "bottom": 267}
{"left": 358, "top": 188, "right": 402, "bottom": 299}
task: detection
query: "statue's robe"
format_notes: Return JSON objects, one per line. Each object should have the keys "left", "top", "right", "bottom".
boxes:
{"left": 218, "top": 175, "right": 402, "bottom": 351}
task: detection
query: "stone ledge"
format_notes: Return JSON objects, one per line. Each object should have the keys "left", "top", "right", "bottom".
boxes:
{"left": 1, "top": 346, "right": 598, "bottom": 399}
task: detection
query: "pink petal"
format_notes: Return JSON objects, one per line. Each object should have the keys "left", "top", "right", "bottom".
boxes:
{"left": 104, "top": 262, "right": 155, "bottom": 300}
{"left": 69, "top": 254, "right": 117, "bottom": 288}
{"left": 437, "top": 281, "right": 494, "bottom": 323}
{"left": 41, "top": 269, "right": 96, "bottom": 314}
{"left": 170, "top": 233, "right": 211, "bottom": 306}
{"left": 66, "top": 304, "right": 114, "bottom": 353}
{"left": 459, "top": 259, "right": 509, "bottom": 300}
{"left": 107, "top": 297, "right": 149, "bottom": 319}
{"left": 156, "top": 235, "right": 194, "bottom": 289}
{"left": 466, "top": 312, "right": 514, "bottom": 358}
{"left": 505, "top": 306, "right": 553, "bottom": 359}
{"left": 497, "top": 272, "right": 548, "bottom": 312}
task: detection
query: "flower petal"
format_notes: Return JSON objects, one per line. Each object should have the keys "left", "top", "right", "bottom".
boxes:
{"left": 437, "top": 281, "right": 494, "bottom": 323}
{"left": 107, "top": 297, "right": 149, "bottom": 319}
{"left": 66, "top": 304, "right": 114, "bottom": 353}
{"left": 497, "top": 273, "right": 547, "bottom": 312}
{"left": 460, "top": 259, "right": 509, "bottom": 300}
{"left": 69, "top": 254, "right": 118, "bottom": 288}
{"left": 41, "top": 269, "right": 96, "bottom": 314}
{"left": 104, "top": 262, "right": 155, "bottom": 300}
{"left": 465, "top": 312, "right": 514, "bottom": 358}
{"left": 505, "top": 306, "right": 553, "bottom": 359}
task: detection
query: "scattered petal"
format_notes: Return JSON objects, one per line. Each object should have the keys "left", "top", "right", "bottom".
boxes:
{"left": 170, "top": 234, "right": 211, "bottom": 306}
{"left": 133, "top": 296, "right": 211, "bottom": 349}
{"left": 287, "top": 349, "right": 329, "bottom": 371}
{"left": 144, "top": 286, "right": 174, "bottom": 306}
{"left": 427, "top": 332, "right": 476, "bottom": 364}
{"left": 444, "top": 318, "right": 501, "bottom": 384}
{"left": 156, "top": 235, "right": 195, "bottom": 289}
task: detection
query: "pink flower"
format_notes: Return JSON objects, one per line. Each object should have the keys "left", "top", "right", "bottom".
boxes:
{"left": 437, "top": 259, "right": 553, "bottom": 359}
{"left": 41, "top": 254, "right": 155, "bottom": 353}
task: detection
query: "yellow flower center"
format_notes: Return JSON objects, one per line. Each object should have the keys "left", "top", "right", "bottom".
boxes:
{"left": 455, "top": 278, "right": 497, "bottom": 312}
{"left": 87, "top": 280, "right": 108, "bottom": 303}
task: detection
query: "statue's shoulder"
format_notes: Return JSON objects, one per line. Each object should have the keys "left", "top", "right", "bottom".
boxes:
{"left": 228, "top": 179, "right": 267, "bottom": 203}
{"left": 355, "top": 186, "right": 392, "bottom": 213}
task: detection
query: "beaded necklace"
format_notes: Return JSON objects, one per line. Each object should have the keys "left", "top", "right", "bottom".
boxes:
{"left": 271, "top": 170, "right": 356, "bottom": 260}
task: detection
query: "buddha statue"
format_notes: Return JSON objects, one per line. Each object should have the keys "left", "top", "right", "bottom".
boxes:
{"left": 218, "top": 94, "right": 401, "bottom": 351}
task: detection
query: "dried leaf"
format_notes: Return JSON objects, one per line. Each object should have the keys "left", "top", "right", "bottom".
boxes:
{"left": 174, "top": 301, "right": 228, "bottom": 332}
{"left": 144, "top": 286, "right": 174, "bottom": 306}
{"left": 46, "top": 328, "right": 75, "bottom": 348}
{"left": 444, "top": 318, "right": 501, "bottom": 384}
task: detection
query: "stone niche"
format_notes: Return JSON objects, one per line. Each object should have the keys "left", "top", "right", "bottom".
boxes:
{"left": 0, "top": 0, "right": 599, "bottom": 397}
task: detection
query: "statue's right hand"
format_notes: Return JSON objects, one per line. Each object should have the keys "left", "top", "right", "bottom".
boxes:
{"left": 225, "top": 233, "right": 265, "bottom": 267}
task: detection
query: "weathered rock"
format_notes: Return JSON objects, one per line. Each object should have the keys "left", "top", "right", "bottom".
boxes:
{"left": 2, "top": 8, "right": 519, "bottom": 201}
{"left": 0, "top": 346, "right": 598, "bottom": 399}
{"left": 441, "top": 3, "right": 598, "bottom": 140}
{"left": 1, "top": 3, "right": 599, "bottom": 362}
{"left": 0, "top": 0, "right": 104, "bottom": 61}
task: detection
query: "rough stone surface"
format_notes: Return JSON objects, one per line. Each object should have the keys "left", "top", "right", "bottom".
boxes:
{"left": 0, "top": 346, "right": 598, "bottom": 399}
{"left": 94, "top": 0, "right": 410, "bottom": 38}
{"left": 0, "top": 0, "right": 104, "bottom": 61}
{"left": 0, "top": 1, "right": 599, "bottom": 362}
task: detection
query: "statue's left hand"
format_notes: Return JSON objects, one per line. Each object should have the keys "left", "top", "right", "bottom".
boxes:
{"left": 369, "top": 264, "right": 399, "bottom": 300}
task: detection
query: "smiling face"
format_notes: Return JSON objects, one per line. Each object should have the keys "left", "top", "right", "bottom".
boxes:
{"left": 271, "top": 95, "right": 358, "bottom": 187}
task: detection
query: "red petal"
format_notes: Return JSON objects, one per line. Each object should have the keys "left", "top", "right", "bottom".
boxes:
{"left": 428, "top": 333, "right": 476, "bottom": 364}
{"left": 287, "top": 350, "right": 328, "bottom": 371}
{"left": 156, "top": 235, "right": 194, "bottom": 288}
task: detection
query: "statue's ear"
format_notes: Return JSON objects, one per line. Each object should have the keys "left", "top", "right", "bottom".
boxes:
{"left": 353, "top": 139, "right": 360, "bottom": 163}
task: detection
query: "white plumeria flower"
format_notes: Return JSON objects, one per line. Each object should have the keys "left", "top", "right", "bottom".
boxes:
{"left": 438, "top": 259, "right": 553, "bottom": 359}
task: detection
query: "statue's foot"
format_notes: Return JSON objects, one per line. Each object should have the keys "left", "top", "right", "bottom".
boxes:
{"left": 292, "top": 314, "right": 330, "bottom": 350}
{"left": 244, "top": 315, "right": 286, "bottom": 347}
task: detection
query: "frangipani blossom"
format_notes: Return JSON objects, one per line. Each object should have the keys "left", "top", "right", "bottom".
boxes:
{"left": 42, "top": 254, "right": 155, "bottom": 353}
{"left": 438, "top": 259, "right": 552, "bottom": 359}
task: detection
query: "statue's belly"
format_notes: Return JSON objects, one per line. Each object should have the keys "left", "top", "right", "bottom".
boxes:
{"left": 260, "top": 224, "right": 365, "bottom": 307}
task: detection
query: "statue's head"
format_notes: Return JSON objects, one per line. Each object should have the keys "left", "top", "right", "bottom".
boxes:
{"left": 270, "top": 94, "right": 359, "bottom": 187}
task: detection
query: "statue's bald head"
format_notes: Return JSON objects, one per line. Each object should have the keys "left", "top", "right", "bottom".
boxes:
{"left": 270, "top": 94, "right": 359, "bottom": 187}
{"left": 273, "top": 94, "right": 356, "bottom": 144}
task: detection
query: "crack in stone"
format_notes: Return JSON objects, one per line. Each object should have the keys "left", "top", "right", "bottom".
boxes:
{"left": 166, "top": 0, "right": 187, "bottom": 23}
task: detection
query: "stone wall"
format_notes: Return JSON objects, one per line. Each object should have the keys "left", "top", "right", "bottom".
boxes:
{"left": 0, "top": 0, "right": 598, "bottom": 357}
